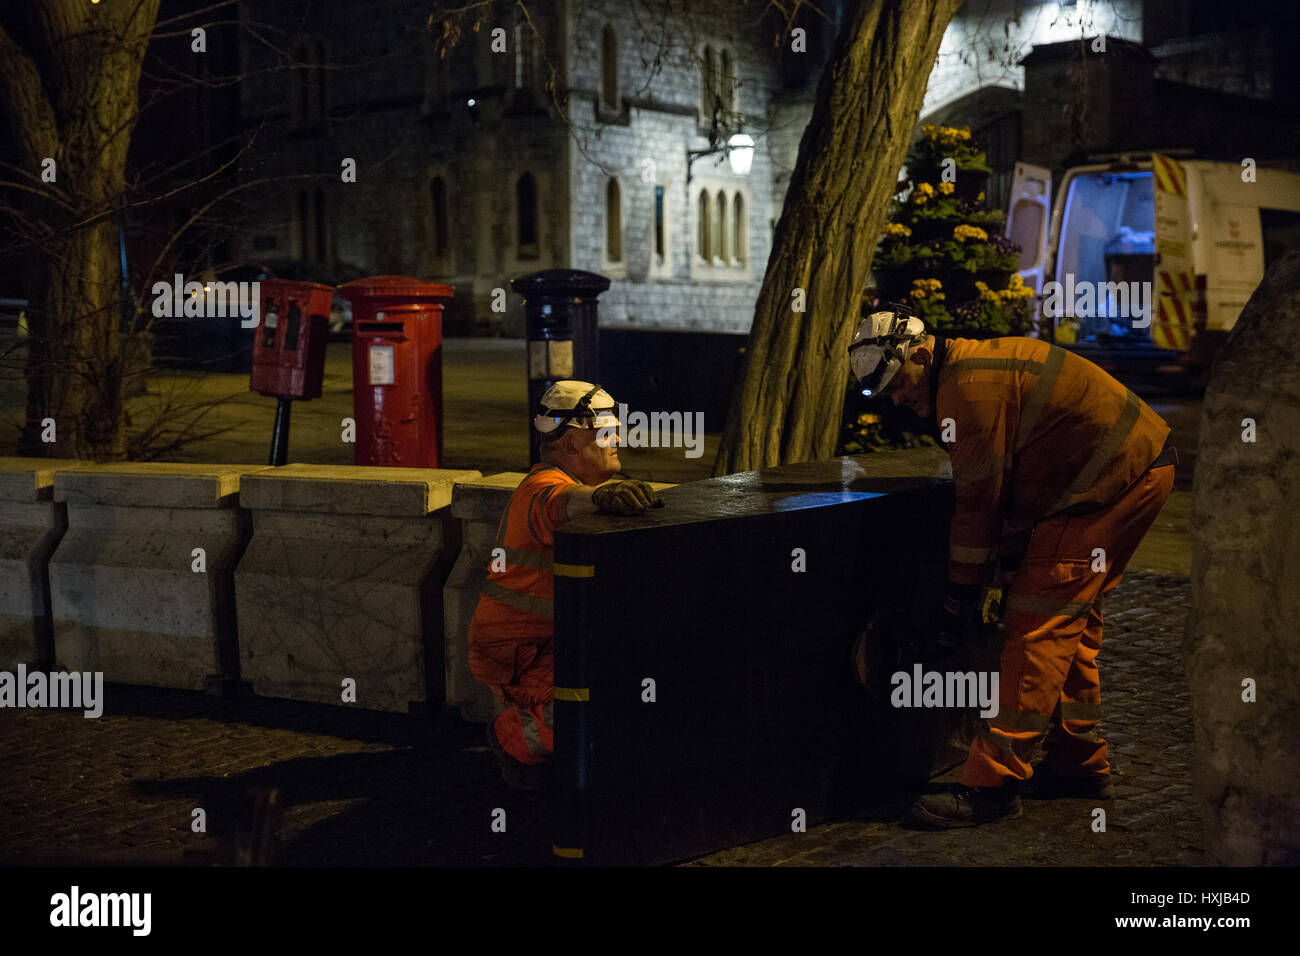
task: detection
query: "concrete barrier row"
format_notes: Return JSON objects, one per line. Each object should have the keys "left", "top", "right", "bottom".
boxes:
{"left": 0, "top": 457, "right": 524, "bottom": 716}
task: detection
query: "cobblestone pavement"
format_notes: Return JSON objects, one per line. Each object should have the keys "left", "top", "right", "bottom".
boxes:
{"left": 0, "top": 571, "right": 1198, "bottom": 867}
{"left": 692, "top": 571, "right": 1203, "bottom": 866}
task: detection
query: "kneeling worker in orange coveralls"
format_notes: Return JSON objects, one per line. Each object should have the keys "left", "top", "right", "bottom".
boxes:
{"left": 847, "top": 306, "right": 1176, "bottom": 827}
{"left": 469, "top": 381, "right": 660, "bottom": 789}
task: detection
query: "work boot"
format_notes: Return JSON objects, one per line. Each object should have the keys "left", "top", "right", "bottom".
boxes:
{"left": 1029, "top": 765, "right": 1114, "bottom": 800}
{"left": 484, "top": 722, "right": 551, "bottom": 792}
{"left": 909, "top": 782, "right": 1022, "bottom": 829}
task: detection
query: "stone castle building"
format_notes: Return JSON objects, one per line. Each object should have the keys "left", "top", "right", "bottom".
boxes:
{"left": 232, "top": 0, "right": 1297, "bottom": 336}
{"left": 235, "top": 0, "right": 844, "bottom": 335}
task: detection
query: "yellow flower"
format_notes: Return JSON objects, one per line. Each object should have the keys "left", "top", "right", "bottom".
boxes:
{"left": 976, "top": 191, "right": 985, "bottom": 202}
{"left": 938, "top": 181, "right": 955, "bottom": 195}
{"left": 1002, "top": 274, "right": 1033, "bottom": 298}
{"left": 953, "top": 224, "right": 988, "bottom": 242}
{"left": 857, "top": 413, "right": 881, "bottom": 426}
{"left": 883, "top": 222, "right": 912, "bottom": 237}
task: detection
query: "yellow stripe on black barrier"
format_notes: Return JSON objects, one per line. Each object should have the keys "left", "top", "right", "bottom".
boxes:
{"left": 554, "top": 562, "right": 596, "bottom": 578}
{"left": 554, "top": 686, "right": 590, "bottom": 702}
{"left": 553, "top": 845, "right": 584, "bottom": 859}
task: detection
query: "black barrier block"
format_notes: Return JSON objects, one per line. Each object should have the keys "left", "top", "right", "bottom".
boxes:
{"left": 553, "top": 450, "right": 998, "bottom": 865}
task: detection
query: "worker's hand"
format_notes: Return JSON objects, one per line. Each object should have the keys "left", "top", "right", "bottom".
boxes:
{"left": 592, "top": 478, "right": 661, "bottom": 515}
{"left": 936, "top": 580, "right": 982, "bottom": 655}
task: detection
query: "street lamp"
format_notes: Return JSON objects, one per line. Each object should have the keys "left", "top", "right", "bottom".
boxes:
{"left": 687, "top": 132, "right": 754, "bottom": 184}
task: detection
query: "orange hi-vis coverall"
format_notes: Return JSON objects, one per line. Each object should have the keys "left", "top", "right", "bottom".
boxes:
{"left": 468, "top": 463, "right": 577, "bottom": 766}
{"left": 935, "top": 336, "right": 1174, "bottom": 787}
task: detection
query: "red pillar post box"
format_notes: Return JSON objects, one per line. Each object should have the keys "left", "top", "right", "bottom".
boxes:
{"left": 338, "top": 276, "right": 453, "bottom": 468}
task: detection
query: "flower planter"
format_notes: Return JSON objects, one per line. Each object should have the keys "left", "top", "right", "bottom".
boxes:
{"left": 874, "top": 260, "right": 944, "bottom": 302}
{"left": 908, "top": 216, "right": 963, "bottom": 243}
{"left": 954, "top": 169, "right": 991, "bottom": 202}
{"left": 938, "top": 270, "right": 980, "bottom": 304}
{"left": 974, "top": 268, "right": 1015, "bottom": 290}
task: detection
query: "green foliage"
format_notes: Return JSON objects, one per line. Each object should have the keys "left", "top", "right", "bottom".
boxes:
{"left": 869, "top": 124, "right": 1036, "bottom": 339}
{"left": 913, "top": 124, "right": 992, "bottom": 173}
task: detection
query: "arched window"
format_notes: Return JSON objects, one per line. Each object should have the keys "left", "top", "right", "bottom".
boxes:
{"left": 292, "top": 43, "right": 327, "bottom": 121}
{"left": 714, "top": 192, "right": 728, "bottom": 264}
{"left": 431, "top": 177, "right": 449, "bottom": 257}
{"left": 294, "top": 188, "right": 328, "bottom": 261}
{"left": 515, "top": 24, "right": 534, "bottom": 90}
{"left": 517, "top": 173, "right": 539, "bottom": 259}
{"left": 314, "top": 41, "right": 328, "bottom": 116}
{"left": 702, "top": 47, "right": 717, "bottom": 118}
{"left": 313, "top": 187, "right": 328, "bottom": 261}
{"left": 732, "top": 193, "right": 746, "bottom": 264}
{"left": 295, "top": 189, "right": 309, "bottom": 258}
{"left": 293, "top": 45, "right": 310, "bottom": 119}
{"left": 605, "top": 178, "right": 622, "bottom": 262}
{"left": 721, "top": 50, "right": 735, "bottom": 113}
{"left": 697, "top": 190, "right": 711, "bottom": 261}
{"left": 653, "top": 185, "right": 665, "bottom": 264}
{"left": 601, "top": 26, "right": 618, "bottom": 109}
{"left": 423, "top": 36, "right": 450, "bottom": 114}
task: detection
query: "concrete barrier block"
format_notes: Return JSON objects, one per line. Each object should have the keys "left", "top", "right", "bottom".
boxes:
{"left": 236, "top": 465, "right": 480, "bottom": 713}
{"left": 0, "top": 458, "right": 93, "bottom": 670}
{"left": 49, "top": 463, "right": 269, "bottom": 690}
{"left": 54, "top": 461, "right": 257, "bottom": 508}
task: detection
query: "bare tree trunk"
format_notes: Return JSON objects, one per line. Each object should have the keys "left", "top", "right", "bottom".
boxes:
{"left": 0, "top": 0, "right": 160, "bottom": 459}
{"left": 713, "top": 0, "right": 961, "bottom": 475}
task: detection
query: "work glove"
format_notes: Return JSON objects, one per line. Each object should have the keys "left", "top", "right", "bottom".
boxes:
{"left": 592, "top": 478, "right": 661, "bottom": 515}
{"left": 936, "top": 580, "right": 982, "bottom": 656}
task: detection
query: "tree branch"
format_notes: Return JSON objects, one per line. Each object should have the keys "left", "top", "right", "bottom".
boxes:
{"left": 0, "top": 18, "right": 60, "bottom": 168}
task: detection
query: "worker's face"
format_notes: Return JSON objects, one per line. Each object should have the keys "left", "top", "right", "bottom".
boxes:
{"left": 563, "top": 425, "right": 622, "bottom": 485}
{"left": 884, "top": 348, "right": 933, "bottom": 420}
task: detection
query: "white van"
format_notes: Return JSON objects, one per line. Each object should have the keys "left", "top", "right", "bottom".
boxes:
{"left": 1005, "top": 153, "right": 1300, "bottom": 380}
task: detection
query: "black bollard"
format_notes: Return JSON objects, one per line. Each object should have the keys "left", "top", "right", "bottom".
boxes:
{"left": 510, "top": 269, "right": 610, "bottom": 465}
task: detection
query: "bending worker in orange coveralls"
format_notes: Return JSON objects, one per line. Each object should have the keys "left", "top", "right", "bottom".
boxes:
{"left": 848, "top": 306, "right": 1176, "bottom": 827}
{"left": 469, "top": 381, "right": 660, "bottom": 790}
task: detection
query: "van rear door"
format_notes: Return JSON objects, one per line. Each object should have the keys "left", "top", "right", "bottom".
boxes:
{"left": 1006, "top": 162, "right": 1052, "bottom": 297}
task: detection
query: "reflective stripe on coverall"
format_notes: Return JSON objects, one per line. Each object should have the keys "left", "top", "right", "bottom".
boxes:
{"left": 468, "top": 463, "right": 576, "bottom": 766}
{"left": 962, "top": 464, "right": 1174, "bottom": 786}
{"left": 934, "top": 337, "right": 1173, "bottom": 786}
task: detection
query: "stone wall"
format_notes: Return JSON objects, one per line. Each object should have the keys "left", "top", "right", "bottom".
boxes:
{"left": 235, "top": 0, "right": 798, "bottom": 335}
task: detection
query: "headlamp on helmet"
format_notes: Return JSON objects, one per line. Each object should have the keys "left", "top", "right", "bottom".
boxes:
{"left": 533, "top": 381, "right": 620, "bottom": 436}
{"left": 847, "top": 303, "right": 928, "bottom": 397}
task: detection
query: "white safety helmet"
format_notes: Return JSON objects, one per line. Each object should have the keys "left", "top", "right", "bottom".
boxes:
{"left": 847, "top": 304, "right": 929, "bottom": 397}
{"left": 533, "top": 380, "right": 620, "bottom": 436}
